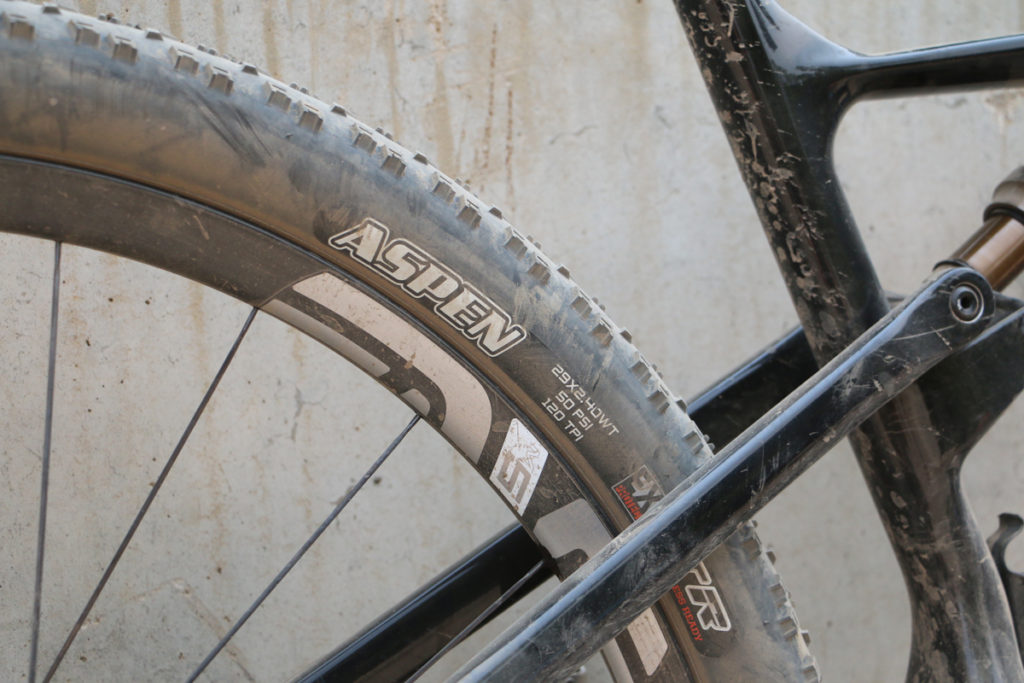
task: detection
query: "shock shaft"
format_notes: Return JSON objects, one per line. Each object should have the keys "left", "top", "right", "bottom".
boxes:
{"left": 952, "top": 168, "right": 1024, "bottom": 290}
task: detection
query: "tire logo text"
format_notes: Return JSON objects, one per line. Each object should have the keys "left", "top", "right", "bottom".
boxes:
{"left": 328, "top": 218, "right": 526, "bottom": 356}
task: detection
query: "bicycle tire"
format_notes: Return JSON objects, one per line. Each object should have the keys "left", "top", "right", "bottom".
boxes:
{"left": 0, "top": 3, "right": 817, "bottom": 680}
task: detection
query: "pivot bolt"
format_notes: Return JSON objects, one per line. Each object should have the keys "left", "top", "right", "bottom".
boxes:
{"left": 950, "top": 283, "right": 984, "bottom": 323}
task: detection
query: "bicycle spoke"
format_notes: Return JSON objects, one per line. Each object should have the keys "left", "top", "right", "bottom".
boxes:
{"left": 187, "top": 413, "right": 421, "bottom": 682}
{"left": 28, "top": 242, "right": 61, "bottom": 683}
{"left": 406, "top": 559, "right": 546, "bottom": 683}
{"left": 42, "top": 306, "right": 259, "bottom": 683}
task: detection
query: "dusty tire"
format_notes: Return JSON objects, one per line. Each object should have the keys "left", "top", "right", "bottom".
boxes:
{"left": 0, "top": 3, "right": 816, "bottom": 680}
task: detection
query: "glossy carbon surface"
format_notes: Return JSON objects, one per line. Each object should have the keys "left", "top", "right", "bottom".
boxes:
{"left": 676, "top": 1, "right": 1024, "bottom": 678}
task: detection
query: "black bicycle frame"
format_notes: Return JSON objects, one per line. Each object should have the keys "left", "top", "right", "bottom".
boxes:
{"left": 448, "top": 0, "right": 1024, "bottom": 680}
{"left": 680, "top": 2, "right": 1024, "bottom": 679}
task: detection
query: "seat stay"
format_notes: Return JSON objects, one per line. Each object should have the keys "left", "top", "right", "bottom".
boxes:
{"left": 457, "top": 267, "right": 999, "bottom": 681}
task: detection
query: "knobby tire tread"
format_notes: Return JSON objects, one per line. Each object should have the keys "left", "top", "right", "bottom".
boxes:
{"left": 0, "top": 3, "right": 818, "bottom": 681}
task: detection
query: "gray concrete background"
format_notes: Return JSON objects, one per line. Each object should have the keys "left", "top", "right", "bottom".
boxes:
{"left": 3, "top": 0, "right": 1024, "bottom": 680}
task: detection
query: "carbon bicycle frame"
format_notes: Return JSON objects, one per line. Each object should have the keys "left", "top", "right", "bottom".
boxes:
{"left": 679, "top": 1, "right": 1024, "bottom": 678}
{"left": 303, "top": 1, "right": 1024, "bottom": 680}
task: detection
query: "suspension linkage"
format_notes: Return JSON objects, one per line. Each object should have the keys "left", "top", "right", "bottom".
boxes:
{"left": 456, "top": 266, "right": 996, "bottom": 682}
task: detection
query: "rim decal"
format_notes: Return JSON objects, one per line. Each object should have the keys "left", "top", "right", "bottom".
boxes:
{"left": 490, "top": 418, "right": 549, "bottom": 514}
{"left": 267, "top": 272, "right": 491, "bottom": 461}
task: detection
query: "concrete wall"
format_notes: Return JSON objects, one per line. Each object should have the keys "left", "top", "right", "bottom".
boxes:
{"left": 3, "top": 0, "right": 1024, "bottom": 680}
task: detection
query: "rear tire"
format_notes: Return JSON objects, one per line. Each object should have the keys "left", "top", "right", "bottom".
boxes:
{"left": 0, "top": 3, "right": 816, "bottom": 680}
